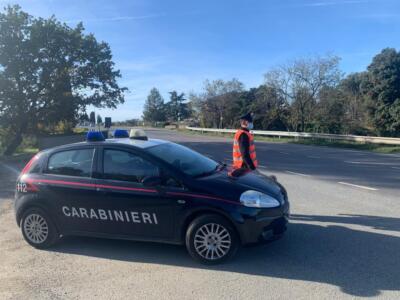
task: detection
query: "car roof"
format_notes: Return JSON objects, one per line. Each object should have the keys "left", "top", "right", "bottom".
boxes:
{"left": 49, "top": 138, "right": 169, "bottom": 152}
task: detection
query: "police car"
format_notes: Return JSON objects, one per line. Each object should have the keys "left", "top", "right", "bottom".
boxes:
{"left": 15, "top": 129, "right": 289, "bottom": 264}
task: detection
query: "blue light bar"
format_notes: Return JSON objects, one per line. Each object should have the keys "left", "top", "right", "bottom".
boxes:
{"left": 113, "top": 129, "right": 129, "bottom": 138}
{"left": 86, "top": 131, "right": 105, "bottom": 142}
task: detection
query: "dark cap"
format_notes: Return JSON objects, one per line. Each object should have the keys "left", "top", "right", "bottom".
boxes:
{"left": 239, "top": 112, "right": 253, "bottom": 122}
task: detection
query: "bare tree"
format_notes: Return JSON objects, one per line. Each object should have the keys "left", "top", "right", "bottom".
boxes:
{"left": 339, "top": 72, "right": 370, "bottom": 134}
{"left": 264, "top": 55, "right": 342, "bottom": 132}
{"left": 190, "top": 79, "right": 244, "bottom": 128}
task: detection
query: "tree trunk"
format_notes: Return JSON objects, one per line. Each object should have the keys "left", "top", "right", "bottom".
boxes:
{"left": 3, "top": 131, "right": 23, "bottom": 156}
{"left": 300, "top": 105, "right": 306, "bottom": 132}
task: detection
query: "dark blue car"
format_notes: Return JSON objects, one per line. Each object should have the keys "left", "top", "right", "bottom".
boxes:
{"left": 14, "top": 130, "right": 289, "bottom": 264}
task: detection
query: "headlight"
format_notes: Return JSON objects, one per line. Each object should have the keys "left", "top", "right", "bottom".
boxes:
{"left": 240, "top": 190, "right": 280, "bottom": 208}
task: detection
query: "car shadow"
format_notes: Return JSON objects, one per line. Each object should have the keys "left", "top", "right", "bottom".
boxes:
{"left": 50, "top": 215, "right": 400, "bottom": 297}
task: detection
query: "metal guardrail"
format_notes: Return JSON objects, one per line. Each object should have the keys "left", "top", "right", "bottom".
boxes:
{"left": 186, "top": 127, "right": 400, "bottom": 145}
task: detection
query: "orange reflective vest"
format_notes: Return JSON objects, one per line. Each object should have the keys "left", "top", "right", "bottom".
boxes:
{"left": 232, "top": 129, "right": 258, "bottom": 169}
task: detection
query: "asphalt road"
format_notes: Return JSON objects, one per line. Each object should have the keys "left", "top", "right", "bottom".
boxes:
{"left": 0, "top": 129, "right": 399, "bottom": 299}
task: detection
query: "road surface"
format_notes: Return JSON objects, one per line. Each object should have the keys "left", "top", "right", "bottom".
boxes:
{"left": 0, "top": 129, "right": 399, "bottom": 299}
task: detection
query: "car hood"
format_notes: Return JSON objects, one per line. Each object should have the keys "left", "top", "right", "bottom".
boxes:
{"left": 195, "top": 169, "right": 285, "bottom": 202}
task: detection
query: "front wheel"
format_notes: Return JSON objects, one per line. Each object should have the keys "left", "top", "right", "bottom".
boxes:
{"left": 20, "top": 207, "right": 59, "bottom": 249}
{"left": 186, "top": 214, "right": 239, "bottom": 264}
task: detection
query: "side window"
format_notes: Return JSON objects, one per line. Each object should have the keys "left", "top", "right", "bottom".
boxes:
{"left": 103, "top": 149, "right": 159, "bottom": 183}
{"left": 46, "top": 148, "right": 94, "bottom": 177}
{"left": 29, "top": 162, "right": 42, "bottom": 174}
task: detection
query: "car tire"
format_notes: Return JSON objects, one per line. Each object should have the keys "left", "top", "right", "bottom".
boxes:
{"left": 186, "top": 214, "right": 239, "bottom": 264}
{"left": 20, "top": 207, "right": 59, "bottom": 249}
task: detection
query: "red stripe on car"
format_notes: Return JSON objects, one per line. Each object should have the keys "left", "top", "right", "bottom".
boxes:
{"left": 26, "top": 179, "right": 157, "bottom": 193}
{"left": 166, "top": 191, "right": 238, "bottom": 205}
{"left": 96, "top": 183, "right": 157, "bottom": 193}
{"left": 26, "top": 178, "right": 237, "bottom": 204}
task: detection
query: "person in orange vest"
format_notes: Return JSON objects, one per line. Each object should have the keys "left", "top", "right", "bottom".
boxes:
{"left": 232, "top": 113, "right": 258, "bottom": 170}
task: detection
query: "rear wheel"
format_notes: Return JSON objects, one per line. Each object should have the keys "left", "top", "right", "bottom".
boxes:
{"left": 20, "top": 207, "right": 59, "bottom": 249}
{"left": 186, "top": 214, "right": 239, "bottom": 264}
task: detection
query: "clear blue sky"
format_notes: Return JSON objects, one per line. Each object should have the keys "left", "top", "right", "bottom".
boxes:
{"left": 2, "top": 0, "right": 400, "bottom": 120}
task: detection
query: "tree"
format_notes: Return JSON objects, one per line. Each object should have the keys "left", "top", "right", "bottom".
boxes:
{"left": 0, "top": 5, "right": 127, "bottom": 154}
{"left": 264, "top": 55, "right": 342, "bottom": 132}
{"left": 165, "top": 91, "right": 189, "bottom": 122}
{"left": 339, "top": 72, "right": 370, "bottom": 134}
{"left": 314, "top": 86, "right": 345, "bottom": 133}
{"left": 249, "top": 85, "right": 289, "bottom": 131}
{"left": 364, "top": 48, "right": 400, "bottom": 136}
{"left": 80, "top": 112, "right": 89, "bottom": 122}
{"left": 191, "top": 79, "right": 244, "bottom": 128}
{"left": 89, "top": 111, "right": 96, "bottom": 124}
{"left": 142, "top": 88, "right": 166, "bottom": 123}
{"left": 96, "top": 114, "right": 102, "bottom": 125}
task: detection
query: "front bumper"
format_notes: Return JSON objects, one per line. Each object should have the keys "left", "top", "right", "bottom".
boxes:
{"left": 234, "top": 202, "right": 290, "bottom": 245}
{"left": 237, "top": 214, "right": 288, "bottom": 245}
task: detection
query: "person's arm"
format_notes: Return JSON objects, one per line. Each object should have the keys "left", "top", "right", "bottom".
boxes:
{"left": 238, "top": 133, "right": 256, "bottom": 170}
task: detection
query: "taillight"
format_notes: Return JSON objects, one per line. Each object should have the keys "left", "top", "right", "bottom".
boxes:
{"left": 20, "top": 154, "right": 40, "bottom": 176}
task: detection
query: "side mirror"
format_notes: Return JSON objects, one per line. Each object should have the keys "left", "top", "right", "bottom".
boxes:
{"left": 228, "top": 168, "right": 251, "bottom": 178}
{"left": 270, "top": 175, "right": 277, "bottom": 182}
{"left": 142, "top": 176, "right": 163, "bottom": 187}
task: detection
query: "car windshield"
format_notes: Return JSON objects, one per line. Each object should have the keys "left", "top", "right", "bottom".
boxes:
{"left": 147, "top": 143, "right": 219, "bottom": 177}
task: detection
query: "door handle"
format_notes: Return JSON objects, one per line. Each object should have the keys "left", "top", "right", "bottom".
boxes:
{"left": 177, "top": 199, "right": 186, "bottom": 204}
{"left": 96, "top": 187, "right": 107, "bottom": 194}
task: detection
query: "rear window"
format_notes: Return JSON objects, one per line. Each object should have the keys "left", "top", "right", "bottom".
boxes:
{"left": 46, "top": 148, "right": 94, "bottom": 177}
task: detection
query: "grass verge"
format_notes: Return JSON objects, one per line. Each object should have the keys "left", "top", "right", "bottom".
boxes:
{"left": 292, "top": 139, "right": 400, "bottom": 154}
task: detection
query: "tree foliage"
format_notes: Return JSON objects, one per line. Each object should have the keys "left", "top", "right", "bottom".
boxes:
{"left": 142, "top": 88, "right": 165, "bottom": 122}
{"left": 249, "top": 85, "right": 289, "bottom": 131}
{"left": 0, "top": 5, "right": 127, "bottom": 154}
{"left": 338, "top": 72, "right": 370, "bottom": 134}
{"left": 264, "top": 55, "right": 342, "bottom": 131}
{"left": 165, "top": 91, "right": 189, "bottom": 122}
{"left": 364, "top": 48, "right": 400, "bottom": 136}
{"left": 89, "top": 111, "right": 96, "bottom": 124}
{"left": 189, "top": 79, "right": 244, "bottom": 128}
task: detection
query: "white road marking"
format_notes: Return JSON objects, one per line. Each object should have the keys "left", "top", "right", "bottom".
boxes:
{"left": 285, "top": 171, "right": 311, "bottom": 177}
{"left": 279, "top": 152, "right": 289, "bottom": 155}
{"left": 392, "top": 167, "right": 400, "bottom": 170}
{"left": 344, "top": 161, "right": 398, "bottom": 166}
{"left": 338, "top": 181, "right": 378, "bottom": 191}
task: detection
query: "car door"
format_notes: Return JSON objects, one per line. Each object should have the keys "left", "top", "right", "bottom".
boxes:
{"left": 40, "top": 146, "right": 98, "bottom": 233}
{"left": 94, "top": 147, "right": 179, "bottom": 240}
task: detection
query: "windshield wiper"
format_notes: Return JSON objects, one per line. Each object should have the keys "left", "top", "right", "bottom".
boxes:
{"left": 194, "top": 162, "right": 226, "bottom": 178}
{"left": 217, "top": 162, "right": 227, "bottom": 171}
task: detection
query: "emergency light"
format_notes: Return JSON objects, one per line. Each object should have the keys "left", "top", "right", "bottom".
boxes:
{"left": 129, "top": 128, "right": 148, "bottom": 140}
{"left": 113, "top": 129, "right": 129, "bottom": 138}
{"left": 86, "top": 131, "right": 105, "bottom": 142}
